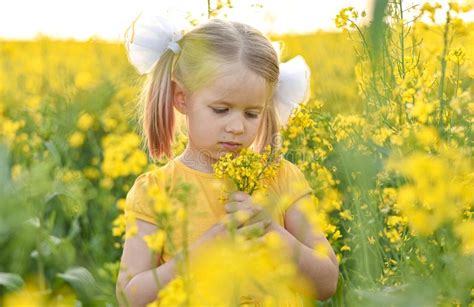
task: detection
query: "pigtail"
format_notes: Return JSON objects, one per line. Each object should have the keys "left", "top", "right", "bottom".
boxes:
{"left": 138, "top": 49, "right": 177, "bottom": 161}
{"left": 252, "top": 99, "right": 281, "bottom": 155}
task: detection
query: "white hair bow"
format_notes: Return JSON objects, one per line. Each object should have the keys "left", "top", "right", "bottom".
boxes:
{"left": 273, "top": 55, "right": 311, "bottom": 127}
{"left": 124, "top": 12, "right": 188, "bottom": 75}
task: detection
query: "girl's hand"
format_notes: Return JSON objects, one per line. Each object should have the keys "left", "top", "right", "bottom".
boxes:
{"left": 222, "top": 191, "right": 272, "bottom": 239}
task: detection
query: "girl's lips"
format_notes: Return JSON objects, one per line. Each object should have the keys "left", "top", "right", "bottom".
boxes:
{"left": 220, "top": 142, "right": 242, "bottom": 151}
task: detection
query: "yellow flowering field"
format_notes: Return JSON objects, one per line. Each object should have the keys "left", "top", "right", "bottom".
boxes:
{"left": 0, "top": 1, "right": 473, "bottom": 306}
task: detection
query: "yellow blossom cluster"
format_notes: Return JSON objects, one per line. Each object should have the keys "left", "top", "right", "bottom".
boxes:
{"left": 101, "top": 132, "right": 148, "bottom": 179}
{"left": 335, "top": 7, "right": 366, "bottom": 29}
{"left": 2, "top": 276, "right": 76, "bottom": 306}
{"left": 151, "top": 233, "right": 304, "bottom": 306}
{"left": 386, "top": 143, "right": 473, "bottom": 249}
{"left": 0, "top": 106, "right": 26, "bottom": 146}
{"left": 330, "top": 114, "right": 369, "bottom": 144}
{"left": 139, "top": 175, "right": 197, "bottom": 255}
{"left": 112, "top": 199, "right": 138, "bottom": 247}
{"left": 212, "top": 145, "right": 283, "bottom": 195}
{"left": 281, "top": 101, "right": 333, "bottom": 165}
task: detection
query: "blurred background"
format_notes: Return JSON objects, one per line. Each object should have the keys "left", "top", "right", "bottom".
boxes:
{"left": 0, "top": 0, "right": 473, "bottom": 306}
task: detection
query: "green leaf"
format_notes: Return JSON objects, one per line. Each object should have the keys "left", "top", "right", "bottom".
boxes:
{"left": 0, "top": 272, "right": 24, "bottom": 291}
{"left": 57, "top": 267, "right": 97, "bottom": 301}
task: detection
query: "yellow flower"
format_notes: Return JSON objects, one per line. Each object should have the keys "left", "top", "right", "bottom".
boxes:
{"left": 155, "top": 276, "right": 187, "bottom": 306}
{"left": 157, "top": 238, "right": 300, "bottom": 305}
{"left": 386, "top": 146, "right": 473, "bottom": 237}
{"left": 415, "top": 126, "right": 439, "bottom": 148}
{"left": 339, "top": 209, "right": 353, "bottom": 221}
{"left": 412, "top": 99, "right": 434, "bottom": 123}
{"left": 68, "top": 131, "right": 84, "bottom": 147}
{"left": 372, "top": 127, "right": 393, "bottom": 146}
{"left": 125, "top": 213, "right": 138, "bottom": 239}
{"left": 83, "top": 166, "right": 100, "bottom": 180}
{"left": 1, "top": 119, "right": 25, "bottom": 145}
{"left": 387, "top": 215, "right": 406, "bottom": 227}
{"left": 454, "top": 221, "right": 474, "bottom": 255}
{"left": 144, "top": 230, "right": 166, "bottom": 253}
{"left": 116, "top": 198, "right": 127, "bottom": 211}
{"left": 340, "top": 244, "right": 351, "bottom": 252}
{"left": 77, "top": 112, "right": 94, "bottom": 130}
{"left": 314, "top": 242, "right": 330, "bottom": 258}
{"left": 447, "top": 47, "right": 466, "bottom": 65}
{"left": 11, "top": 164, "right": 22, "bottom": 180}
{"left": 368, "top": 236, "right": 376, "bottom": 245}
{"left": 421, "top": 2, "right": 442, "bottom": 22}
{"left": 332, "top": 230, "right": 342, "bottom": 240}
{"left": 384, "top": 228, "right": 401, "bottom": 243}
{"left": 212, "top": 145, "right": 283, "bottom": 195}
{"left": 335, "top": 7, "right": 355, "bottom": 29}
{"left": 75, "top": 71, "right": 95, "bottom": 89}
{"left": 101, "top": 132, "right": 147, "bottom": 178}
{"left": 176, "top": 207, "right": 187, "bottom": 223}
{"left": 60, "top": 172, "right": 81, "bottom": 185}
{"left": 147, "top": 186, "right": 172, "bottom": 215}
{"left": 100, "top": 177, "right": 114, "bottom": 189}
{"left": 3, "top": 276, "right": 47, "bottom": 306}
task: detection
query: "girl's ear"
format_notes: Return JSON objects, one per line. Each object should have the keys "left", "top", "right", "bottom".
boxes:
{"left": 172, "top": 80, "right": 187, "bottom": 115}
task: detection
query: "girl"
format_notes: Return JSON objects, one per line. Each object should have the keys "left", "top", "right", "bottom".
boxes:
{"left": 116, "top": 12, "right": 339, "bottom": 306}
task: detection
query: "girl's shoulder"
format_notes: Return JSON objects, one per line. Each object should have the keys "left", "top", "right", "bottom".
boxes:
{"left": 270, "top": 158, "right": 313, "bottom": 200}
{"left": 128, "top": 164, "right": 169, "bottom": 192}
{"left": 123, "top": 163, "right": 175, "bottom": 225}
{"left": 275, "top": 158, "right": 309, "bottom": 184}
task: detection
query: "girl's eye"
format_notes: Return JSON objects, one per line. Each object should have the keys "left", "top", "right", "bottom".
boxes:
{"left": 211, "top": 107, "right": 259, "bottom": 118}
{"left": 211, "top": 108, "right": 228, "bottom": 114}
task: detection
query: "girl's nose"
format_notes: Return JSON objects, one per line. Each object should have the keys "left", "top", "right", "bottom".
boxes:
{"left": 225, "top": 114, "right": 244, "bottom": 134}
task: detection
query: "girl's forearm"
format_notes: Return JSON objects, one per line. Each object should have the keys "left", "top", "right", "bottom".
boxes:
{"left": 121, "top": 257, "right": 178, "bottom": 307}
{"left": 269, "top": 223, "right": 339, "bottom": 301}
{"left": 118, "top": 223, "right": 227, "bottom": 307}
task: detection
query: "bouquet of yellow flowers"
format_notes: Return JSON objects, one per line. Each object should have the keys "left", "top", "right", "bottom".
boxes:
{"left": 212, "top": 145, "right": 283, "bottom": 196}
{"left": 212, "top": 144, "right": 285, "bottom": 240}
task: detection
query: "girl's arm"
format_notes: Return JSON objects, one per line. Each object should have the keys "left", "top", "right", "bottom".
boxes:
{"left": 268, "top": 194, "right": 339, "bottom": 301}
{"left": 116, "top": 219, "right": 226, "bottom": 307}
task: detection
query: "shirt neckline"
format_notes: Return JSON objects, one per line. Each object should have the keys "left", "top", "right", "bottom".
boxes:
{"left": 173, "top": 158, "right": 217, "bottom": 179}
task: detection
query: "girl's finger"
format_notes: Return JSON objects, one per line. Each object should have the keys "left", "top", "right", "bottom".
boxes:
{"left": 224, "top": 202, "right": 239, "bottom": 213}
{"left": 236, "top": 220, "right": 271, "bottom": 239}
{"left": 225, "top": 202, "right": 262, "bottom": 214}
{"left": 223, "top": 209, "right": 253, "bottom": 228}
{"left": 239, "top": 207, "right": 272, "bottom": 226}
{"left": 224, "top": 202, "right": 251, "bottom": 214}
{"left": 234, "top": 210, "right": 252, "bottom": 226}
{"left": 229, "top": 191, "right": 250, "bottom": 202}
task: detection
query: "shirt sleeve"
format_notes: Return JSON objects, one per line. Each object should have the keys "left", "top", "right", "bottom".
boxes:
{"left": 277, "top": 159, "right": 313, "bottom": 215}
{"left": 124, "top": 171, "right": 158, "bottom": 225}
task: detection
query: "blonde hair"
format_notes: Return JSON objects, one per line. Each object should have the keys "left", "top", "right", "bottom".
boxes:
{"left": 137, "top": 19, "right": 281, "bottom": 161}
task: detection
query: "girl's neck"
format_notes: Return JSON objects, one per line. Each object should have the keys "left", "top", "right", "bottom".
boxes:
{"left": 175, "top": 146, "right": 217, "bottom": 174}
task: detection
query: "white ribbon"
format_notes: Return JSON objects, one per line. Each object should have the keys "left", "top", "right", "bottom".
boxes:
{"left": 274, "top": 55, "right": 311, "bottom": 127}
{"left": 124, "top": 12, "right": 187, "bottom": 75}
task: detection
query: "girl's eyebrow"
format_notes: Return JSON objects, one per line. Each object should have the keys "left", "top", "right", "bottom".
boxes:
{"left": 211, "top": 101, "right": 264, "bottom": 110}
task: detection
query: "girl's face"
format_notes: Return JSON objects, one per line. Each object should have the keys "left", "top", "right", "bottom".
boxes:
{"left": 174, "top": 64, "right": 268, "bottom": 170}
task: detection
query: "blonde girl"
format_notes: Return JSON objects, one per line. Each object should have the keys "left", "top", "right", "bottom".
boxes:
{"left": 116, "top": 12, "right": 339, "bottom": 306}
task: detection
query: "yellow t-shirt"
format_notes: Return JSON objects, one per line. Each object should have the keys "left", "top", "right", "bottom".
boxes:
{"left": 124, "top": 157, "right": 315, "bottom": 306}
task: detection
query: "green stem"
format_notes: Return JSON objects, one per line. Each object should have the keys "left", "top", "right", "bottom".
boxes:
{"left": 36, "top": 213, "right": 46, "bottom": 293}
{"left": 399, "top": 0, "right": 406, "bottom": 79}
{"left": 181, "top": 201, "right": 191, "bottom": 307}
{"left": 438, "top": 11, "right": 451, "bottom": 127}
{"left": 207, "top": 0, "right": 211, "bottom": 19}
{"left": 453, "top": 62, "right": 460, "bottom": 99}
